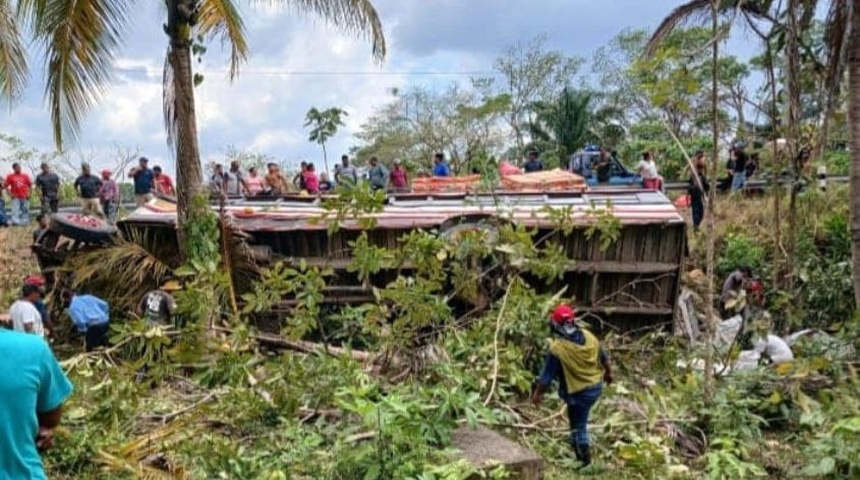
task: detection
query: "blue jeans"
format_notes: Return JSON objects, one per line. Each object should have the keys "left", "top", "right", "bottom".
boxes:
{"left": 730, "top": 172, "right": 746, "bottom": 192}
{"left": 565, "top": 384, "right": 603, "bottom": 447}
{"left": 10, "top": 198, "right": 29, "bottom": 225}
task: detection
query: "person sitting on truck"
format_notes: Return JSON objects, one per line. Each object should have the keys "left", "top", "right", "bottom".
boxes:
{"left": 594, "top": 150, "right": 612, "bottom": 183}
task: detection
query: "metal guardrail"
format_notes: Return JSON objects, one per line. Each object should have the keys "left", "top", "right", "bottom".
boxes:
{"left": 663, "top": 175, "right": 848, "bottom": 192}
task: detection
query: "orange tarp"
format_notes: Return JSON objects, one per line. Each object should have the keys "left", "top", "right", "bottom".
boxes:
{"left": 411, "top": 175, "right": 482, "bottom": 192}
{"left": 501, "top": 169, "right": 586, "bottom": 191}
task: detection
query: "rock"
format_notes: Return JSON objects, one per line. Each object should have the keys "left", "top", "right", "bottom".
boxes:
{"left": 451, "top": 425, "right": 543, "bottom": 480}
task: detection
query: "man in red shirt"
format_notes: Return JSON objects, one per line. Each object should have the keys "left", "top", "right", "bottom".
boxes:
{"left": 152, "top": 166, "right": 175, "bottom": 196}
{"left": 5, "top": 163, "right": 32, "bottom": 226}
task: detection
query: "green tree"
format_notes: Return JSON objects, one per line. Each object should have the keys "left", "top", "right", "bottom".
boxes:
{"left": 528, "top": 88, "right": 592, "bottom": 161}
{"left": 0, "top": 0, "right": 385, "bottom": 254}
{"left": 305, "top": 107, "right": 348, "bottom": 174}
{"left": 492, "top": 35, "right": 582, "bottom": 152}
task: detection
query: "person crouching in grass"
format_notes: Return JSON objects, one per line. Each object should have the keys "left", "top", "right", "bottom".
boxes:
{"left": 531, "top": 304, "right": 613, "bottom": 468}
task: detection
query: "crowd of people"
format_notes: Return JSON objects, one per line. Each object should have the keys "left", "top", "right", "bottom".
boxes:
{"left": 206, "top": 153, "right": 445, "bottom": 197}
{"left": 0, "top": 270, "right": 188, "bottom": 478}
{"left": 0, "top": 157, "right": 173, "bottom": 227}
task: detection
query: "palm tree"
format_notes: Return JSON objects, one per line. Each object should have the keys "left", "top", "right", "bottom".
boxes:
{"left": 528, "top": 88, "right": 592, "bottom": 161}
{"left": 305, "top": 106, "right": 348, "bottom": 175}
{"left": 0, "top": 0, "right": 385, "bottom": 252}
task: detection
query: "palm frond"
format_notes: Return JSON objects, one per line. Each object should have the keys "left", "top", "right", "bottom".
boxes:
{"left": 67, "top": 228, "right": 176, "bottom": 314}
{"left": 0, "top": 0, "right": 28, "bottom": 102}
{"left": 39, "top": 0, "right": 133, "bottom": 148}
{"left": 644, "top": 0, "right": 712, "bottom": 58}
{"left": 254, "top": 0, "right": 386, "bottom": 61}
{"left": 198, "top": 0, "right": 249, "bottom": 80}
{"left": 644, "top": 0, "right": 777, "bottom": 58}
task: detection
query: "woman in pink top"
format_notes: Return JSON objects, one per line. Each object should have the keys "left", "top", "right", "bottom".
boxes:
{"left": 246, "top": 167, "right": 265, "bottom": 196}
{"left": 302, "top": 163, "right": 320, "bottom": 194}
{"left": 389, "top": 159, "right": 409, "bottom": 192}
{"left": 99, "top": 169, "right": 119, "bottom": 223}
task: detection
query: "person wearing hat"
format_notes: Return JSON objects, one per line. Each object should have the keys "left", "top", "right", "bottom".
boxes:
{"left": 99, "top": 169, "right": 119, "bottom": 224}
{"left": 9, "top": 284, "right": 46, "bottom": 337}
{"left": 531, "top": 304, "right": 613, "bottom": 468}
{"left": 523, "top": 149, "right": 544, "bottom": 173}
{"left": 62, "top": 289, "right": 110, "bottom": 351}
{"left": 128, "top": 157, "right": 154, "bottom": 207}
{"left": 138, "top": 279, "right": 182, "bottom": 327}
{"left": 23, "top": 275, "right": 53, "bottom": 336}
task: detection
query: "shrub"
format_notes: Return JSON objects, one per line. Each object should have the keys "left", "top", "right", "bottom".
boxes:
{"left": 716, "top": 232, "right": 767, "bottom": 279}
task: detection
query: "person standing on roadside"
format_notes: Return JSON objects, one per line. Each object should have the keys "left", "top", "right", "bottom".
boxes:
{"left": 532, "top": 304, "right": 613, "bottom": 469}
{"left": 128, "top": 157, "right": 154, "bottom": 207}
{"left": 152, "top": 166, "right": 175, "bottom": 196}
{"left": 688, "top": 150, "right": 709, "bottom": 232}
{"left": 246, "top": 167, "right": 265, "bottom": 196}
{"left": 390, "top": 159, "right": 409, "bottom": 192}
{"left": 5, "top": 162, "right": 32, "bottom": 226}
{"left": 35, "top": 163, "right": 60, "bottom": 214}
{"left": 74, "top": 164, "right": 103, "bottom": 217}
{"left": 0, "top": 326, "right": 73, "bottom": 479}
{"left": 338, "top": 155, "right": 359, "bottom": 187}
{"left": 264, "top": 163, "right": 290, "bottom": 196}
{"left": 367, "top": 156, "right": 389, "bottom": 191}
{"left": 225, "top": 161, "right": 249, "bottom": 197}
{"left": 731, "top": 144, "right": 749, "bottom": 192}
{"left": 99, "top": 169, "right": 119, "bottom": 223}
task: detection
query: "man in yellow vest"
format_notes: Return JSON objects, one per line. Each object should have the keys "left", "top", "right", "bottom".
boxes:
{"left": 531, "top": 304, "right": 613, "bottom": 468}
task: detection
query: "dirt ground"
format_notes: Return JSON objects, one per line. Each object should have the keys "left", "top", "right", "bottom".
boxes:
{"left": 1, "top": 226, "right": 41, "bottom": 310}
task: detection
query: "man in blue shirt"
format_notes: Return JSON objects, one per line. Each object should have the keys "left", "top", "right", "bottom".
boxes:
{"left": 433, "top": 153, "right": 450, "bottom": 177}
{"left": 128, "top": 157, "right": 154, "bottom": 207}
{"left": 523, "top": 149, "right": 544, "bottom": 173}
{"left": 0, "top": 329, "right": 73, "bottom": 479}
{"left": 63, "top": 290, "right": 110, "bottom": 351}
{"left": 532, "top": 305, "right": 613, "bottom": 468}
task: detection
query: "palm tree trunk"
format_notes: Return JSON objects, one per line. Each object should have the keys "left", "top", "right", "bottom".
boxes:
{"left": 167, "top": 0, "right": 204, "bottom": 255}
{"left": 848, "top": 0, "right": 860, "bottom": 305}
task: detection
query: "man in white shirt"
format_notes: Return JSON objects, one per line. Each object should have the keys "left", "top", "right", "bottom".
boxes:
{"left": 9, "top": 284, "right": 44, "bottom": 337}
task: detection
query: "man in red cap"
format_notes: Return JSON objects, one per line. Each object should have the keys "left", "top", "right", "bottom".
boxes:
{"left": 531, "top": 304, "right": 613, "bottom": 468}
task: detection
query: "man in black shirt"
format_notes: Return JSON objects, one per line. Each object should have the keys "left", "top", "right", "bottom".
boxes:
{"left": 731, "top": 148, "right": 748, "bottom": 192}
{"left": 73, "top": 164, "right": 103, "bottom": 217}
{"left": 594, "top": 150, "right": 612, "bottom": 183}
{"left": 35, "top": 163, "right": 60, "bottom": 214}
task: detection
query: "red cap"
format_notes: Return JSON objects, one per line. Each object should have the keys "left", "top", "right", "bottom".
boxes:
{"left": 551, "top": 304, "right": 576, "bottom": 324}
{"left": 24, "top": 275, "right": 45, "bottom": 287}
{"left": 748, "top": 280, "right": 763, "bottom": 293}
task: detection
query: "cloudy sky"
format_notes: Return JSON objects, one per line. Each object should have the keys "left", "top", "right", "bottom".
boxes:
{"left": 1, "top": 0, "right": 757, "bottom": 174}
